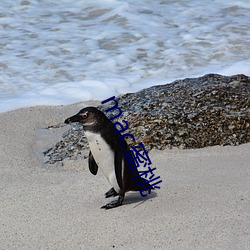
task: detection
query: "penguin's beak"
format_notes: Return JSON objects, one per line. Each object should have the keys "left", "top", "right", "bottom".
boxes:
{"left": 64, "top": 114, "right": 81, "bottom": 124}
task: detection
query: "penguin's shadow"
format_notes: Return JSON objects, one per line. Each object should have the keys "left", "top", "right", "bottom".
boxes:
{"left": 123, "top": 191, "right": 157, "bottom": 208}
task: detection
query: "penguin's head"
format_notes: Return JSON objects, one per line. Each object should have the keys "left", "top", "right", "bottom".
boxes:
{"left": 65, "top": 107, "right": 109, "bottom": 130}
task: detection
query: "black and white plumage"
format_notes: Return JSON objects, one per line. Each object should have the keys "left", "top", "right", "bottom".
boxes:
{"left": 65, "top": 107, "right": 151, "bottom": 209}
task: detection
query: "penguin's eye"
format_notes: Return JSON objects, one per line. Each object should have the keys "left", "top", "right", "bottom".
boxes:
{"left": 79, "top": 112, "right": 88, "bottom": 119}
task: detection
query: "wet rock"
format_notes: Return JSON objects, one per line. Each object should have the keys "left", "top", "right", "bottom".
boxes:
{"left": 44, "top": 74, "right": 250, "bottom": 164}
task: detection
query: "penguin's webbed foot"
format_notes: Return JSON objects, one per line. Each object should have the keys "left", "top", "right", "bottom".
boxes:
{"left": 105, "top": 187, "right": 118, "bottom": 198}
{"left": 101, "top": 196, "right": 124, "bottom": 209}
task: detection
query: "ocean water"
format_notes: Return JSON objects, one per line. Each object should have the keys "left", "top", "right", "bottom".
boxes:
{"left": 0, "top": 0, "right": 250, "bottom": 112}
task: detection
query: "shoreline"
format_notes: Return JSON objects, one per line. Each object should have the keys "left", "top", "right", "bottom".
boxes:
{"left": 0, "top": 103, "right": 249, "bottom": 249}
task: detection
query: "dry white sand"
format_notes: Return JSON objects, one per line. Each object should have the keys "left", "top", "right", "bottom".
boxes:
{"left": 0, "top": 102, "right": 249, "bottom": 249}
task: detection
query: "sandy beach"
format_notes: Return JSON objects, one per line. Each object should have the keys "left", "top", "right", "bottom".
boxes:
{"left": 0, "top": 102, "right": 249, "bottom": 249}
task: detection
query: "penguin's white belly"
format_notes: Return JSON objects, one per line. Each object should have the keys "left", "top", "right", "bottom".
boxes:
{"left": 85, "top": 131, "right": 120, "bottom": 193}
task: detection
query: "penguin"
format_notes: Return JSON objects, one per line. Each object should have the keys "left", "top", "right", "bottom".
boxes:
{"left": 64, "top": 107, "right": 151, "bottom": 209}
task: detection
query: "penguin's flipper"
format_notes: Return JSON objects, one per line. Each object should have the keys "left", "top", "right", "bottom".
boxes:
{"left": 105, "top": 187, "right": 118, "bottom": 198}
{"left": 88, "top": 151, "right": 98, "bottom": 175}
{"left": 101, "top": 196, "right": 124, "bottom": 209}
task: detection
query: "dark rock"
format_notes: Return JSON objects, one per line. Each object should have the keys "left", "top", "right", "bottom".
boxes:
{"left": 43, "top": 74, "right": 250, "bottom": 164}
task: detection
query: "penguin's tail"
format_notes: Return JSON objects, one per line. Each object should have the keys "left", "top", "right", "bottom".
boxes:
{"left": 130, "top": 176, "right": 153, "bottom": 192}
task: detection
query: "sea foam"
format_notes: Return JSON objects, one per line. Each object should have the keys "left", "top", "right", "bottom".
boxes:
{"left": 0, "top": 0, "right": 249, "bottom": 112}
